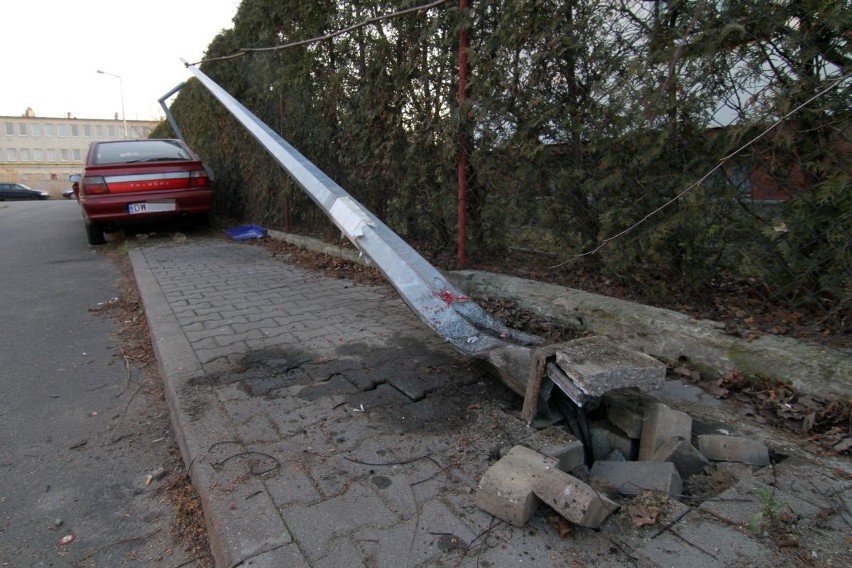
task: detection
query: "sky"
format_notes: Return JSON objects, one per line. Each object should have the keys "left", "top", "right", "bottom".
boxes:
{"left": 0, "top": 0, "right": 241, "bottom": 122}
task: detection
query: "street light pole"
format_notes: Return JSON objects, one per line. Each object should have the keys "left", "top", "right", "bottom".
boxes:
{"left": 97, "top": 70, "right": 128, "bottom": 139}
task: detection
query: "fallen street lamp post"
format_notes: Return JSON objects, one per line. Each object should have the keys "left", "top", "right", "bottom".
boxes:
{"left": 161, "top": 61, "right": 667, "bottom": 448}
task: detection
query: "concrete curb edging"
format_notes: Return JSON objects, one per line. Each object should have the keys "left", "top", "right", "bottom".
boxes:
{"left": 265, "top": 231, "right": 850, "bottom": 400}
{"left": 448, "top": 270, "right": 850, "bottom": 399}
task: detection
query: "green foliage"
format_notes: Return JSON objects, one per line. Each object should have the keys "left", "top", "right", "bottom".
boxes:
{"left": 162, "top": 0, "right": 849, "bottom": 314}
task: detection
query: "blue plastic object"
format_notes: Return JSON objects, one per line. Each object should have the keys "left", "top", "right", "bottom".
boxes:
{"left": 224, "top": 224, "right": 267, "bottom": 241}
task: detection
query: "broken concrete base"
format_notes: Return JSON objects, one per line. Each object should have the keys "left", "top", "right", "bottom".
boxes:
{"left": 522, "top": 336, "right": 666, "bottom": 422}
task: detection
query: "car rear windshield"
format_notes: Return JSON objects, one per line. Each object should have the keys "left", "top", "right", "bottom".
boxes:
{"left": 92, "top": 140, "right": 193, "bottom": 165}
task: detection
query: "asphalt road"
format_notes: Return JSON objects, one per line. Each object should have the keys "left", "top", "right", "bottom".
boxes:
{"left": 0, "top": 200, "right": 201, "bottom": 567}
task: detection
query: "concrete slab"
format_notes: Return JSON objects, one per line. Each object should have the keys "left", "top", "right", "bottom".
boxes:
{"left": 553, "top": 336, "right": 667, "bottom": 397}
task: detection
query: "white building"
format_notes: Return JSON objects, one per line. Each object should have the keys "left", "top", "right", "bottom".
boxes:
{"left": 0, "top": 111, "right": 161, "bottom": 197}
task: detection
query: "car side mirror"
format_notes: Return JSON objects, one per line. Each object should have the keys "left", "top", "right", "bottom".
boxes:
{"left": 69, "top": 174, "right": 81, "bottom": 183}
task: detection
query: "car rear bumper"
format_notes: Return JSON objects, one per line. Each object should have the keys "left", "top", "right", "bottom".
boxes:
{"left": 81, "top": 189, "right": 213, "bottom": 224}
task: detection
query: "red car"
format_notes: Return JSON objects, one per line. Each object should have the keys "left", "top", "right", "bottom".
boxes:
{"left": 72, "top": 139, "right": 213, "bottom": 245}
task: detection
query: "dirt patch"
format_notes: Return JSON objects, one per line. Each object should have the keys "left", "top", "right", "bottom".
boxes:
{"left": 96, "top": 245, "right": 214, "bottom": 568}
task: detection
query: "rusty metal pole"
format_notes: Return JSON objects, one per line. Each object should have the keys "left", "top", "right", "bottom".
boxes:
{"left": 456, "top": 0, "right": 470, "bottom": 269}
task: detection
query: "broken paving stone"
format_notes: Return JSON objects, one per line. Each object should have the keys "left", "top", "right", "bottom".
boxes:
{"left": 697, "top": 434, "right": 770, "bottom": 466}
{"left": 519, "top": 426, "right": 586, "bottom": 472}
{"left": 532, "top": 467, "right": 619, "bottom": 528}
{"left": 590, "top": 460, "right": 683, "bottom": 497}
{"left": 649, "top": 436, "right": 710, "bottom": 479}
{"left": 638, "top": 402, "right": 693, "bottom": 461}
{"left": 476, "top": 445, "right": 559, "bottom": 527}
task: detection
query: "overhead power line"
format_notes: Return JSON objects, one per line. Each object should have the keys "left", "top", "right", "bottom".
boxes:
{"left": 188, "top": 0, "right": 453, "bottom": 66}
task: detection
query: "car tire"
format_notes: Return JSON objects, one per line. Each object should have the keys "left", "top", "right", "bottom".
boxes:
{"left": 85, "top": 221, "right": 106, "bottom": 246}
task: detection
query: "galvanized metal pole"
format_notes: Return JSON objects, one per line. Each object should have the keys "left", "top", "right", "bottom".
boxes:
{"left": 179, "top": 60, "right": 541, "bottom": 374}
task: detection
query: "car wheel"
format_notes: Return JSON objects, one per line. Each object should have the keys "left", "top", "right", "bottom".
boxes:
{"left": 85, "top": 221, "right": 106, "bottom": 246}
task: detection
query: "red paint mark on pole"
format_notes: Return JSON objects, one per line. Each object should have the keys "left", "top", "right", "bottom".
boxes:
{"left": 435, "top": 290, "right": 470, "bottom": 305}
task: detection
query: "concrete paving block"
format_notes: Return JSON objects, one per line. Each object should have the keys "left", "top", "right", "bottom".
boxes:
{"left": 697, "top": 434, "right": 770, "bottom": 466}
{"left": 279, "top": 483, "right": 397, "bottom": 563}
{"left": 602, "top": 388, "right": 648, "bottom": 438}
{"left": 355, "top": 500, "right": 478, "bottom": 568}
{"left": 590, "top": 460, "right": 683, "bottom": 496}
{"left": 346, "top": 383, "right": 409, "bottom": 411}
{"left": 476, "top": 445, "right": 559, "bottom": 527}
{"left": 314, "top": 537, "right": 368, "bottom": 568}
{"left": 552, "top": 336, "right": 666, "bottom": 397}
{"left": 531, "top": 468, "right": 620, "bottom": 528}
{"left": 239, "top": 543, "right": 310, "bottom": 568}
{"left": 590, "top": 420, "right": 639, "bottom": 461}
{"left": 649, "top": 436, "right": 710, "bottom": 479}
{"left": 295, "top": 374, "right": 360, "bottom": 401}
{"left": 519, "top": 426, "right": 586, "bottom": 472}
{"left": 637, "top": 510, "right": 782, "bottom": 568}
{"left": 638, "top": 401, "right": 693, "bottom": 461}
{"left": 388, "top": 371, "right": 447, "bottom": 401}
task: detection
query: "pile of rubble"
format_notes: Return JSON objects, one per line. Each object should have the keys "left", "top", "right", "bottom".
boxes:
{"left": 476, "top": 392, "right": 772, "bottom": 529}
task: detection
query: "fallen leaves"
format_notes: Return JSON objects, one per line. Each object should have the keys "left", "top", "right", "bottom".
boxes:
{"left": 547, "top": 514, "right": 573, "bottom": 538}
{"left": 628, "top": 503, "right": 660, "bottom": 527}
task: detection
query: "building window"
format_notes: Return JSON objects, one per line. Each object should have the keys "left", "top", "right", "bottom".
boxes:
{"left": 33, "top": 149, "right": 44, "bottom": 161}
{"left": 4, "top": 123, "right": 13, "bottom": 136}
{"left": 57, "top": 124, "right": 67, "bottom": 137}
{"left": 73, "top": 149, "right": 82, "bottom": 161}
{"left": 60, "top": 149, "right": 70, "bottom": 161}
{"left": 47, "top": 149, "right": 57, "bottom": 161}
{"left": 0, "top": 149, "right": 4, "bottom": 161}
{"left": 7, "top": 149, "right": 16, "bottom": 161}
{"left": 20, "top": 149, "right": 30, "bottom": 161}
{"left": 71, "top": 124, "right": 79, "bottom": 137}
{"left": 83, "top": 125, "right": 91, "bottom": 137}
{"left": 18, "top": 123, "right": 27, "bottom": 136}
{"left": 31, "top": 124, "right": 41, "bottom": 137}
{"left": 44, "top": 124, "right": 54, "bottom": 136}
{"left": 95, "top": 125, "right": 105, "bottom": 137}
{"left": 108, "top": 125, "right": 117, "bottom": 138}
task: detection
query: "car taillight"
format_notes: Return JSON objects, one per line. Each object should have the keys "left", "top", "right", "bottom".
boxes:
{"left": 189, "top": 170, "right": 209, "bottom": 188}
{"left": 82, "top": 175, "right": 109, "bottom": 195}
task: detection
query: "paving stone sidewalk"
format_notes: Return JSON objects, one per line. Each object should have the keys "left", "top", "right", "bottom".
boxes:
{"left": 129, "top": 237, "right": 851, "bottom": 568}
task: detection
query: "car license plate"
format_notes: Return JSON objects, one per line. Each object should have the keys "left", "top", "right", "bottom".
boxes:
{"left": 128, "top": 200, "right": 176, "bottom": 214}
